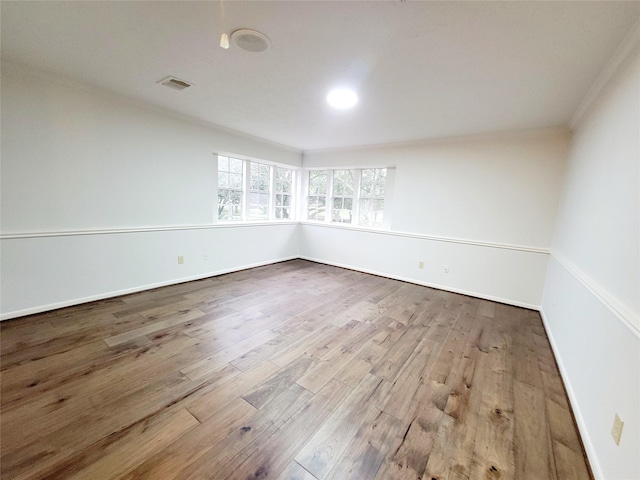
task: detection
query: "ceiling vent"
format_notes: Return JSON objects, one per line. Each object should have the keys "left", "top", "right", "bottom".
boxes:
{"left": 231, "top": 29, "right": 271, "bottom": 53}
{"left": 158, "top": 76, "right": 193, "bottom": 91}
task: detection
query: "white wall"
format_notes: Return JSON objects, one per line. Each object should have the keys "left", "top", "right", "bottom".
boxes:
{"left": 1, "top": 62, "right": 301, "bottom": 234}
{"left": 301, "top": 130, "right": 569, "bottom": 307}
{"left": 1, "top": 225, "right": 299, "bottom": 318}
{"left": 541, "top": 46, "right": 640, "bottom": 479}
{"left": 0, "top": 62, "right": 301, "bottom": 319}
{"left": 299, "top": 224, "right": 549, "bottom": 308}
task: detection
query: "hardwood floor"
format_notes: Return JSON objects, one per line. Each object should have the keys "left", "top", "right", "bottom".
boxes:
{"left": 0, "top": 259, "right": 591, "bottom": 480}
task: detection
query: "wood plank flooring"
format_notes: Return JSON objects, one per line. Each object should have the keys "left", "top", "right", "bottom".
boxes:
{"left": 0, "top": 259, "right": 591, "bottom": 480}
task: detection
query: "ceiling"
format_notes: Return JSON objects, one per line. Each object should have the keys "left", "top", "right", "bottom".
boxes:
{"left": 2, "top": 1, "right": 638, "bottom": 151}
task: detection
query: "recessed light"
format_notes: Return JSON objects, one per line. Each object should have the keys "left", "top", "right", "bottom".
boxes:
{"left": 231, "top": 29, "right": 271, "bottom": 52}
{"left": 327, "top": 88, "right": 358, "bottom": 109}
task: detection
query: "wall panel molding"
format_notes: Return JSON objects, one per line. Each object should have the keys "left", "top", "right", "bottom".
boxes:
{"left": 551, "top": 249, "right": 640, "bottom": 339}
{"left": 300, "top": 222, "right": 550, "bottom": 255}
{"left": 0, "top": 221, "right": 299, "bottom": 240}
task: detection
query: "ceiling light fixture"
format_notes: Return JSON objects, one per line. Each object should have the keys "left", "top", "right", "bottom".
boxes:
{"left": 220, "top": 33, "right": 229, "bottom": 49}
{"left": 219, "top": 0, "right": 228, "bottom": 49}
{"left": 327, "top": 88, "right": 358, "bottom": 109}
{"left": 231, "top": 29, "right": 271, "bottom": 52}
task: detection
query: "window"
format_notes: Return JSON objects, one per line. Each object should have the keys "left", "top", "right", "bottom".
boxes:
{"left": 275, "top": 167, "right": 293, "bottom": 219}
{"left": 249, "top": 162, "right": 270, "bottom": 220}
{"left": 217, "top": 154, "right": 296, "bottom": 222}
{"left": 217, "top": 156, "right": 243, "bottom": 221}
{"left": 305, "top": 167, "right": 389, "bottom": 227}
{"left": 331, "top": 169, "right": 354, "bottom": 223}
{"left": 307, "top": 170, "right": 327, "bottom": 221}
{"left": 359, "top": 168, "right": 386, "bottom": 227}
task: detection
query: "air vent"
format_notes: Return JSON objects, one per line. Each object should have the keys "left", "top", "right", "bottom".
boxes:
{"left": 231, "top": 29, "right": 271, "bottom": 53}
{"left": 158, "top": 76, "right": 193, "bottom": 91}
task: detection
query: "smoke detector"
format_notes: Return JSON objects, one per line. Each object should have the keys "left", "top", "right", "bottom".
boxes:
{"left": 231, "top": 29, "right": 271, "bottom": 52}
{"left": 158, "top": 76, "right": 194, "bottom": 91}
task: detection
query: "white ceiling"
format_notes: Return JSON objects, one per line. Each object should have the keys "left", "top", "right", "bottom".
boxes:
{"left": 2, "top": 1, "right": 638, "bottom": 151}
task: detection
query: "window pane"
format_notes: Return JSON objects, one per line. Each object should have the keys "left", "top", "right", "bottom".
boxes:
{"left": 307, "top": 195, "right": 326, "bottom": 221}
{"left": 279, "top": 168, "right": 292, "bottom": 193}
{"left": 274, "top": 168, "right": 290, "bottom": 192}
{"left": 309, "top": 171, "right": 327, "bottom": 195}
{"left": 360, "top": 169, "right": 374, "bottom": 196}
{"left": 229, "top": 173, "right": 242, "bottom": 189}
{"left": 283, "top": 194, "right": 290, "bottom": 206}
{"left": 358, "top": 168, "right": 386, "bottom": 226}
{"left": 218, "top": 172, "right": 229, "bottom": 188}
{"left": 249, "top": 191, "right": 269, "bottom": 220}
{"left": 374, "top": 168, "right": 387, "bottom": 196}
{"left": 307, "top": 197, "right": 317, "bottom": 220}
{"left": 317, "top": 196, "right": 326, "bottom": 221}
{"left": 359, "top": 198, "right": 384, "bottom": 226}
{"left": 229, "top": 158, "right": 243, "bottom": 174}
{"left": 218, "top": 190, "right": 229, "bottom": 219}
{"left": 333, "top": 169, "right": 354, "bottom": 196}
{"left": 250, "top": 162, "right": 270, "bottom": 192}
{"left": 218, "top": 188, "right": 242, "bottom": 221}
{"left": 218, "top": 156, "right": 229, "bottom": 171}
{"left": 218, "top": 155, "right": 246, "bottom": 221}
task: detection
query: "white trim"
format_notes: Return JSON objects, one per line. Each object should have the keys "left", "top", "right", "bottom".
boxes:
{"left": 539, "top": 307, "right": 603, "bottom": 480}
{"left": 299, "top": 255, "right": 540, "bottom": 311}
{"left": 216, "top": 151, "right": 301, "bottom": 170}
{"left": 570, "top": 19, "right": 640, "bottom": 129}
{"left": 0, "top": 255, "right": 298, "bottom": 321}
{"left": 303, "top": 164, "right": 398, "bottom": 171}
{"left": 1, "top": 221, "right": 548, "bottom": 254}
{"left": 302, "top": 127, "right": 570, "bottom": 156}
{"left": 300, "top": 221, "right": 549, "bottom": 255}
{"left": 550, "top": 250, "right": 640, "bottom": 339}
{"left": 0, "top": 221, "right": 298, "bottom": 240}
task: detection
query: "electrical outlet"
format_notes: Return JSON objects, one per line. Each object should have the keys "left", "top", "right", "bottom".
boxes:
{"left": 443, "top": 265, "right": 449, "bottom": 274}
{"left": 203, "top": 254, "right": 208, "bottom": 261}
{"left": 611, "top": 414, "right": 624, "bottom": 445}
{"left": 418, "top": 261, "right": 424, "bottom": 269}
{"left": 177, "top": 255, "right": 184, "bottom": 264}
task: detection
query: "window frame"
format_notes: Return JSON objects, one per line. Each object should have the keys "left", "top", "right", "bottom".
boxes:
{"left": 358, "top": 167, "right": 387, "bottom": 228}
{"left": 330, "top": 169, "right": 357, "bottom": 224}
{"left": 215, "top": 153, "right": 297, "bottom": 223}
{"left": 217, "top": 156, "right": 245, "bottom": 222}
{"left": 303, "top": 166, "right": 392, "bottom": 229}
{"left": 306, "top": 169, "right": 329, "bottom": 222}
{"left": 274, "top": 166, "right": 295, "bottom": 220}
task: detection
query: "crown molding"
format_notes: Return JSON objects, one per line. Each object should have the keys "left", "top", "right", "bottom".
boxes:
{"left": 570, "top": 19, "right": 640, "bottom": 129}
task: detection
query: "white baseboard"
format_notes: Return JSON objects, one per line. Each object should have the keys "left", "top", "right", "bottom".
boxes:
{"left": 298, "top": 255, "right": 539, "bottom": 310}
{"left": 539, "top": 307, "right": 602, "bottom": 480}
{"left": 0, "top": 256, "right": 297, "bottom": 321}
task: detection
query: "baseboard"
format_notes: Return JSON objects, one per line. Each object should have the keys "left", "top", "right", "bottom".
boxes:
{"left": 298, "top": 255, "right": 539, "bottom": 310}
{"left": 539, "top": 307, "right": 602, "bottom": 480}
{"left": 1, "top": 254, "right": 539, "bottom": 318}
{"left": 0, "top": 255, "right": 298, "bottom": 321}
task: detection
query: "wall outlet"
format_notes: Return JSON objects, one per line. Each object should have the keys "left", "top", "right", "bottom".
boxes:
{"left": 177, "top": 255, "right": 184, "bottom": 264}
{"left": 203, "top": 254, "right": 208, "bottom": 261}
{"left": 418, "top": 261, "right": 424, "bottom": 269}
{"left": 611, "top": 414, "right": 624, "bottom": 445}
{"left": 443, "top": 265, "right": 449, "bottom": 274}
